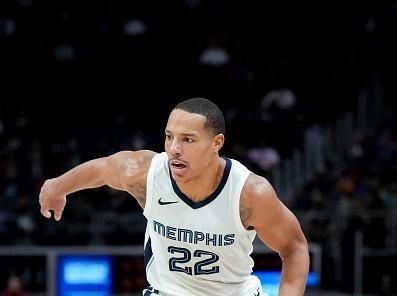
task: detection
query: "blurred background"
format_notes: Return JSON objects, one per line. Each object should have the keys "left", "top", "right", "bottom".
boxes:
{"left": 1, "top": 0, "right": 396, "bottom": 295}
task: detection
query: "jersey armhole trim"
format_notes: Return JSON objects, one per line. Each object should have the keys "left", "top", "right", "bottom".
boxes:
{"left": 233, "top": 167, "right": 252, "bottom": 234}
{"left": 143, "top": 153, "right": 161, "bottom": 218}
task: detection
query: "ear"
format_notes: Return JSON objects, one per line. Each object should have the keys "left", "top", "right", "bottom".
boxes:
{"left": 212, "top": 134, "right": 225, "bottom": 152}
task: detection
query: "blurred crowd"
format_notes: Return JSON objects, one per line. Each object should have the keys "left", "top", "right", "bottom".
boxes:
{"left": 293, "top": 113, "right": 397, "bottom": 292}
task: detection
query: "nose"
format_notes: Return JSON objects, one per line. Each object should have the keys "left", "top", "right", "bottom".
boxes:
{"left": 170, "top": 139, "right": 182, "bottom": 155}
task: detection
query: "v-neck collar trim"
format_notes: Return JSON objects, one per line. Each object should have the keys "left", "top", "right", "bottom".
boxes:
{"left": 169, "top": 158, "right": 232, "bottom": 209}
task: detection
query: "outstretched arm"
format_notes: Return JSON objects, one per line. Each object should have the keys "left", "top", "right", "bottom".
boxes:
{"left": 240, "top": 174, "right": 309, "bottom": 296}
{"left": 39, "top": 150, "right": 156, "bottom": 221}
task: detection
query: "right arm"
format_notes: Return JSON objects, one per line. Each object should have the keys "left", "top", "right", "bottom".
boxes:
{"left": 39, "top": 150, "right": 157, "bottom": 221}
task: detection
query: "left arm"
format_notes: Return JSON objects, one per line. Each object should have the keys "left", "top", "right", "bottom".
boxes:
{"left": 240, "top": 174, "right": 310, "bottom": 296}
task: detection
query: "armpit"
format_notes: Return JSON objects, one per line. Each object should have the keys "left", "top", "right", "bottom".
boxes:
{"left": 240, "top": 205, "right": 254, "bottom": 230}
{"left": 127, "top": 182, "right": 146, "bottom": 209}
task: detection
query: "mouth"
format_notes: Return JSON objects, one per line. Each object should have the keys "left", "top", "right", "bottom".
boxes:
{"left": 169, "top": 159, "right": 188, "bottom": 174}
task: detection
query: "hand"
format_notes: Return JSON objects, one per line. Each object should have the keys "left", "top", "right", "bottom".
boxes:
{"left": 39, "top": 178, "right": 67, "bottom": 221}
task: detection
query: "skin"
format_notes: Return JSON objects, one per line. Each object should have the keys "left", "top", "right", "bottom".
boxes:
{"left": 39, "top": 108, "right": 309, "bottom": 296}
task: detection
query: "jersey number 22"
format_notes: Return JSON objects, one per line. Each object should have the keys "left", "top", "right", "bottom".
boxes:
{"left": 168, "top": 246, "right": 219, "bottom": 275}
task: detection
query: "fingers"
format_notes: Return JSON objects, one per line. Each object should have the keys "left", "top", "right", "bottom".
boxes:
{"left": 39, "top": 179, "right": 65, "bottom": 221}
{"left": 41, "top": 208, "right": 52, "bottom": 219}
{"left": 40, "top": 207, "right": 63, "bottom": 221}
{"left": 54, "top": 210, "right": 63, "bottom": 221}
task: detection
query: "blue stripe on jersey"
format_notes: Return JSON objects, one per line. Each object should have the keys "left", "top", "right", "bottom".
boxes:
{"left": 169, "top": 157, "right": 232, "bottom": 209}
{"left": 144, "top": 237, "right": 153, "bottom": 271}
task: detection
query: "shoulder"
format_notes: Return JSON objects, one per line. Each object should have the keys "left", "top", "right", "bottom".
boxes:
{"left": 111, "top": 150, "right": 157, "bottom": 161}
{"left": 239, "top": 173, "right": 280, "bottom": 227}
{"left": 110, "top": 150, "right": 158, "bottom": 208}
{"left": 224, "top": 157, "right": 274, "bottom": 202}
{"left": 241, "top": 173, "right": 276, "bottom": 201}
{"left": 108, "top": 150, "right": 157, "bottom": 183}
{"left": 111, "top": 150, "right": 157, "bottom": 167}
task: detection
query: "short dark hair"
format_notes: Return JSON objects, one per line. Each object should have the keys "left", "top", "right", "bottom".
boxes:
{"left": 174, "top": 98, "right": 225, "bottom": 136}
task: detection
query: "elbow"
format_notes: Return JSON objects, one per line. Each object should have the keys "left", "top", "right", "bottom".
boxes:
{"left": 302, "top": 240, "right": 310, "bottom": 263}
{"left": 298, "top": 241, "right": 310, "bottom": 275}
{"left": 296, "top": 237, "right": 310, "bottom": 262}
{"left": 294, "top": 229, "right": 310, "bottom": 260}
{"left": 88, "top": 157, "right": 110, "bottom": 187}
{"left": 295, "top": 240, "right": 310, "bottom": 271}
{"left": 280, "top": 238, "right": 310, "bottom": 264}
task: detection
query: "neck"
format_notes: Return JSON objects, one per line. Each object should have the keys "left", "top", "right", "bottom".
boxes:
{"left": 176, "top": 156, "right": 225, "bottom": 202}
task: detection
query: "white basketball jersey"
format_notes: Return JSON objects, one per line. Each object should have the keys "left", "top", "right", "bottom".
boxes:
{"left": 143, "top": 152, "right": 262, "bottom": 296}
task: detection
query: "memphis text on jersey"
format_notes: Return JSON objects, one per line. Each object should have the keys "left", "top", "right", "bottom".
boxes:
{"left": 153, "top": 220, "right": 235, "bottom": 247}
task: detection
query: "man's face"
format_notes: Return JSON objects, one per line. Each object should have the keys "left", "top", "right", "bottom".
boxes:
{"left": 164, "top": 109, "right": 222, "bottom": 183}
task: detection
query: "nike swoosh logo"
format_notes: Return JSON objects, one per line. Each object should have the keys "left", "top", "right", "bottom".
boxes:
{"left": 158, "top": 198, "right": 179, "bottom": 205}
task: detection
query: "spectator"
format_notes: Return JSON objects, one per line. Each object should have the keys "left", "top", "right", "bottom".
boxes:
{"left": 3, "top": 275, "right": 25, "bottom": 296}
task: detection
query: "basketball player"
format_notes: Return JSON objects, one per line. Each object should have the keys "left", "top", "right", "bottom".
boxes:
{"left": 39, "top": 98, "right": 309, "bottom": 296}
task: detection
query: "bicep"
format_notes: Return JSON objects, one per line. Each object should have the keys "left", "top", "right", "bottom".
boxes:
{"left": 256, "top": 202, "right": 306, "bottom": 257}
{"left": 245, "top": 175, "right": 307, "bottom": 256}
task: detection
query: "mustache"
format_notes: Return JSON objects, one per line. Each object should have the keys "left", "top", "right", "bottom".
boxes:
{"left": 169, "top": 158, "right": 188, "bottom": 165}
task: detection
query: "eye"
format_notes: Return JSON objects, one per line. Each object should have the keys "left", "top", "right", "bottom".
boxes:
{"left": 184, "top": 138, "right": 193, "bottom": 143}
{"left": 166, "top": 135, "right": 172, "bottom": 141}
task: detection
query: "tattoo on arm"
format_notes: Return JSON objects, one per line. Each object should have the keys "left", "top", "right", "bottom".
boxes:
{"left": 240, "top": 205, "right": 254, "bottom": 230}
{"left": 128, "top": 182, "right": 146, "bottom": 209}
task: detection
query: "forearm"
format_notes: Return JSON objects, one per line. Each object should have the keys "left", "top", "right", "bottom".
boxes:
{"left": 278, "top": 244, "right": 310, "bottom": 296}
{"left": 56, "top": 158, "right": 109, "bottom": 195}
{"left": 39, "top": 151, "right": 144, "bottom": 220}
